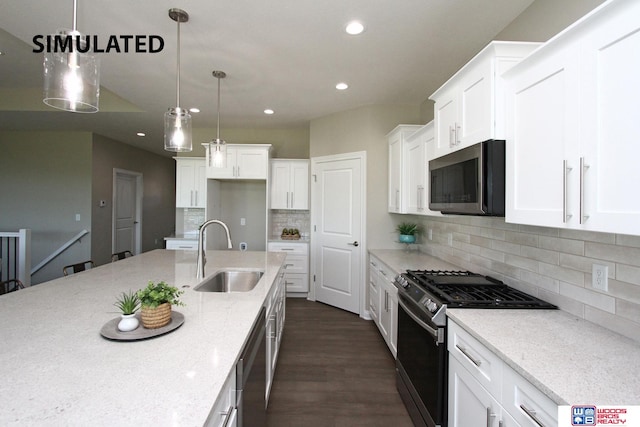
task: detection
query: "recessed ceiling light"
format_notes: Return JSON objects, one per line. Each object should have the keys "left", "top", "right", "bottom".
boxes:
{"left": 136, "top": 132, "right": 146, "bottom": 137}
{"left": 336, "top": 82, "right": 349, "bottom": 90}
{"left": 264, "top": 109, "right": 274, "bottom": 115}
{"left": 189, "top": 107, "right": 200, "bottom": 113}
{"left": 345, "top": 21, "right": 365, "bottom": 35}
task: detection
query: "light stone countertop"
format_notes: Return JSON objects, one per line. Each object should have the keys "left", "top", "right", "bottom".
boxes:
{"left": 0, "top": 249, "right": 286, "bottom": 427}
{"left": 370, "top": 249, "right": 640, "bottom": 406}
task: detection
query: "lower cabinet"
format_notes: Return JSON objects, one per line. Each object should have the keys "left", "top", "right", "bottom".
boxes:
{"left": 267, "top": 241, "right": 309, "bottom": 294}
{"left": 205, "top": 369, "right": 237, "bottom": 427}
{"left": 265, "top": 270, "right": 285, "bottom": 404}
{"left": 369, "top": 254, "right": 398, "bottom": 357}
{"left": 165, "top": 238, "right": 198, "bottom": 250}
{"left": 448, "top": 319, "right": 558, "bottom": 427}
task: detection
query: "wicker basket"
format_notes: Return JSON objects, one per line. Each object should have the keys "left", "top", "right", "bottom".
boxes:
{"left": 141, "top": 303, "right": 172, "bottom": 329}
{"left": 280, "top": 235, "right": 301, "bottom": 240}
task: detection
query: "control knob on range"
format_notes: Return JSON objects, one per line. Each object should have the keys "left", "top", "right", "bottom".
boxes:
{"left": 395, "top": 275, "right": 409, "bottom": 288}
{"left": 423, "top": 298, "right": 438, "bottom": 313}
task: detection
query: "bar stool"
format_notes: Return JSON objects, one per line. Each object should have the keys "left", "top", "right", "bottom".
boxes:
{"left": 63, "top": 260, "right": 95, "bottom": 276}
{"left": 1, "top": 279, "right": 24, "bottom": 294}
{"left": 111, "top": 251, "right": 133, "bottom": 262}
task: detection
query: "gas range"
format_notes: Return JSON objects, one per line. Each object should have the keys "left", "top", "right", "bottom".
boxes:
{"left": 394, "top": 270, "right": 556, "bottom": 326}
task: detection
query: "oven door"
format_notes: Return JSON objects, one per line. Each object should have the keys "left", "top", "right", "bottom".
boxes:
{"left": 396, "top": 294, "right": 447, "bottom": 427}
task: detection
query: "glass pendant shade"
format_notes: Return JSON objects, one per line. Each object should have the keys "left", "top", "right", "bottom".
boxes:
{"left": 43, "top": 26, "right": 99, "bottom": 112}
{"left": 210, "top": 138, "right": 227, "bottom": 168}
{"left": 164, "top": 107, "right": 192, "bottom": 152}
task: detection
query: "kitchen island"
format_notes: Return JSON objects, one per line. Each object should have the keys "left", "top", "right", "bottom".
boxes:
{"left": 0, "top": 249, "right": 286, "bottom": 426}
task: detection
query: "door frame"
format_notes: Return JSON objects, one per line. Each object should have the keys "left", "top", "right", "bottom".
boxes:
{"left": 309, "top": 151, "right": 367, "bottom": 318}
{"left": 112, "top": 168, "right": 143, "bottom": 255}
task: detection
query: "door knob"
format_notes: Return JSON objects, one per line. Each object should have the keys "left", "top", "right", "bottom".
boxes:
{"left": 348, "top": 241, "right": 359, "bottom": 247}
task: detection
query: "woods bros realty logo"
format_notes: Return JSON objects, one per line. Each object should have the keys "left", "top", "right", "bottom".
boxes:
{"left": 559, "top": 405, "right": 640, "bottom": 426}
{"left": 33, "top": 33, "right": 164, "bottom": 53}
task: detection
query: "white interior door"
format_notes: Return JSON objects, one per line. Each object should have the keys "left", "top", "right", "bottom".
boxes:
{"left": 311, "top": 152, "right": 366, "bottom": 315}
{"left": 113, "top": 170, "right": 142, "bottom": 255}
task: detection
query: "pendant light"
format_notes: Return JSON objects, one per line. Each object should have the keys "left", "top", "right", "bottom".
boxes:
{"left": 43, "top": 0, "right": 100, "bottom": 113}
{"left": 209, "top": 70, "right": 227, "bottom": 168}
{"left": 164, "top": 8, "right": 192, "bottom": 152}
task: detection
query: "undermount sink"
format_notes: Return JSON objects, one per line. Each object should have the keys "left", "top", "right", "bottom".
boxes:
{"left": 194, "top": 269, "right": 264, "bottom": 292}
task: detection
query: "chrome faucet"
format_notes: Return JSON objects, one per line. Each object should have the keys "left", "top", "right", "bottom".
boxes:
{"left": 196, "top": 219, "right": 233, "bottom": 279}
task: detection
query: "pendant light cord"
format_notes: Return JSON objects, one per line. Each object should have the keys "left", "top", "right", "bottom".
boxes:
{"left": 216, "top": 76, "right": 221, "bottom": 140}
{"left": 72, "top": 0, "right": 78, "bottom": 32}
{"left": 176, "top": 19, "right": 181, "bottom": 109}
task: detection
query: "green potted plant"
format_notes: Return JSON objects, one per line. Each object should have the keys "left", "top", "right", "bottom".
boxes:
{"left": 113, "top": 290, "right": 140, "bottom": 332}
{"left": 137, "top": 281, "right": 185, "bottom": 329}
{"left": 395, "top": 222, "right": 423, "bottom": 244}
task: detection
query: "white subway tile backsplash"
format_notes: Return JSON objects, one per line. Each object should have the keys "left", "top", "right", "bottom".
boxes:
{"left": 410, "top": 216, "right": 640, "bottom": 343}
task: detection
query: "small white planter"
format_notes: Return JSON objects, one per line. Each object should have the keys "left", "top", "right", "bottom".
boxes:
{"left": 117, "top": 314, "right": 139, "bottom": 332}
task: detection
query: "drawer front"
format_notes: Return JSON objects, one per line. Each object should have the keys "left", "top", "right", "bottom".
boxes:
{"left": 268, "top": 242, "right": 308, "bottom": 255}
{"left": 502, "top": 366, "right": 558, "bottom": 427}
{"left": 283, "top": 273, "right": 308, "bottom": 293}
{"left": 282, "top": 255, "right": 308, "bottom": 274}
{"left": 369, "top": 281, "right": 379, "bottom": 321}
{"left": 448, "top": 320, "right": 503, "bottom": 398}
{"left": 165, "top": 239, "right": 198, "bottom": 250}
{"left": 204, "top": 369, "right": 236, "bottom": 427}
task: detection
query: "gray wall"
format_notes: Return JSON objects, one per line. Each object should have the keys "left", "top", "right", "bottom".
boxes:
{"left": 0, "top": 131, "right": 93, "bottom": 284}
{"left": 310, "top": 104, "right": 421, "bottom": 250}
{"left": 91, "top": 134, "right": 176, "bottom": 265}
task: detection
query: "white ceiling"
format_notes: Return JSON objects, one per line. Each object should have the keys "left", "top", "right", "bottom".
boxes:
{"left": 0, "top": 0, "right": 534, "bottom": 156}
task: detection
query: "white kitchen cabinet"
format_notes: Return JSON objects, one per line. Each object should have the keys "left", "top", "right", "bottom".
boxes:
{"left": 429, "top": 41, "right": 541, "bottom": 160}
{"left": 505, "top": 0, "right": 640, "bottom": 235}
{"left": 204, "top": 369, "right": 237, "bottom": 427}
{"left": 448, "top": 319, "right": 557, "bottom": 427}
{"left": 270, "top": 159, "right": 309, "bottom": 210}
{"left": 175, "top": 157, "right": 207, "bottom": 208}
{"left": 267, "top": 241, "right": 308, "bottom": 294}
{"left": 265, "top": 270, "right": 285, "bottom": 404}
{"left": 369, "top": 254, "right": 398, "bottom": 357}
{"left": 403, "top": 122, "right": 442, "bottom": 216}
{"left": 388, "top": 124, "right": 422, "bottom": 213}
{"left": 165, "top": 238, "right": 198, "bottom": 250}
{"left": 204, "top": 144, "right": 270, "bottom": 180}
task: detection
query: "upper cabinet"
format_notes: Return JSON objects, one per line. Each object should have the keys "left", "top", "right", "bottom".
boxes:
{"left": 174, "top": 157, "right": 206, "bottom": 208}
{"left": 403, "top": 122, "right": 442, "bottom": 216}
{"left": 270, "top": 159, "right": 309, "bottom": 210}
{"left": 505, "top": 0, "right": 640, "bottom": 235}
{"left": 388, "top": 125, "right": 422, "bottom": 213}
{"left": 429, "top": 41, "right": 542, "bottom": 160}
{"left": 204, "top": 144, "right": 271, "bottom": 180}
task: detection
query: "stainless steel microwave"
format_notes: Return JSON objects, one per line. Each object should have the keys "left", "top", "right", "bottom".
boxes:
{"left": 428, "top": 140, "right": 505, "bottom": 216}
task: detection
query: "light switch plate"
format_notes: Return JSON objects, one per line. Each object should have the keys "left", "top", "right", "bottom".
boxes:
{"left": 592, "top": 264, "right": 608, "bottom": 291}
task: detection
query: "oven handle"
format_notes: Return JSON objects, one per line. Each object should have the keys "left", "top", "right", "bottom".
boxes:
{"left": 398, "top": 297, "right": 444, "bottom": 345}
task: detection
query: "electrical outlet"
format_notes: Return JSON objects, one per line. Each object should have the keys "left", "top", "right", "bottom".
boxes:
{"left": 447, "top": 233, "right": 453, "bottom": 246}
{"left": 240, "top": 218, "right": 246, "bottom": 226}
{"left": 592, "top": 264, "right": 608, "bottom": 291}
{"left": 428, "top": 229, "right": 433, "bottom": 241}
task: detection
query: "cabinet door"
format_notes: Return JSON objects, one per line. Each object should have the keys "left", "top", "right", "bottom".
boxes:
{"left": 236, "top": 148, "right": 268, "bottom": 179}
{"left": 433, "top": 86, "right": 458, "bottom": 159}
{"left": 289, "top": 161, "right": 309, "bottom": 210}
{"left": 505, "top": 43, "right": 581, "bottom": 229}
{"left": 207, "top": 147, "right": 236, "bottom": 179}
{"left": 458, "top": 60, "right": 492, "bottom": 148}
{"left": 580, "top": 2, "right": 640, "bottom": 235}
{"left": 405, "top": 137, "right": 426, "bottom": 215}
{"left": 449, "top": 357, "right": 505, "bottom": 427}
{"left": 194, "top": 160, "right": 207, "bottom": 208}
{"left": 388, "top": 132, "right": 403, "bottom": 212}
{"left": 176, "top": 161, "right": 197, "bottom": 208}
{"left": 283, "top": 274, "right": 308, "bottom": 293}
{"left": 270, "top": 161, "right": 290, "bottom": 209}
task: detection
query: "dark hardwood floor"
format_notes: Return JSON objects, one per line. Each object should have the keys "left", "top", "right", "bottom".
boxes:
{"left": 266, "top": 298, "right": 414, "bottom": 427}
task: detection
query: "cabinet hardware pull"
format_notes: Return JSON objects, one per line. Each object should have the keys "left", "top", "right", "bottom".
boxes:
{"left": 237, "top": 166, "right": 240, "bottom": 177}
{"left": 194, "top": 191, "right": 198, "bottom": 206}
{"left": 284, "top": 263, "right": 294, "bottom": 268}
{"left": 486, "top": 407, "right": 497, "bottom": 427}
{"left": 520, "top": 404, "right": 546, "bottom": 427}
{"left": 291, "top": 192, "right": 294, "bottom": 207}
{"left": 221, "top": 406, "right": 234, "bottom": 427}
{"left": 563, "top": 160, "right": 573, "bottom": 223}
{"left": 456, "top": 344, "right": 482, "bottom": 367}
{"left": 396, "top": 190, "right": 400, "bottom": 211}
{"left": 455, "top": 123, "right": 461, "bottom": 145}
{"left": 449, "top": 125, "right": 454, "bottom": 147}
{"left": 286, "top": 192, "right": 289, "bottom": 208}
{"left": 580, "top": 157, "right": 589, "bottom": 224}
